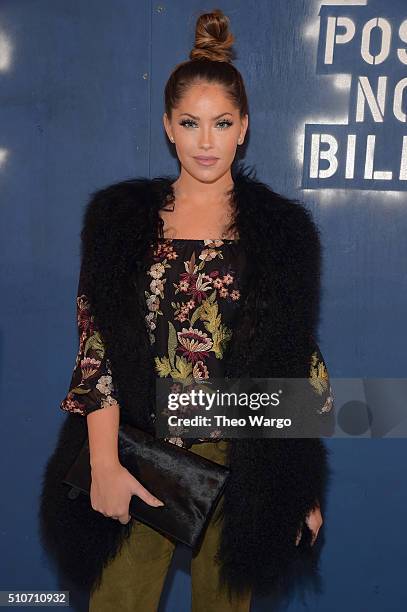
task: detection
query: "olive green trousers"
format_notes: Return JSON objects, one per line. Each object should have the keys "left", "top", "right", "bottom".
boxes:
{"left": 88, "top": 440, "right": 252, "bottom": 611}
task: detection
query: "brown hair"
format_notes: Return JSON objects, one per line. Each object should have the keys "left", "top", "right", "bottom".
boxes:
{"left": 164, "top": 8, "right": 249, "bottom": 120}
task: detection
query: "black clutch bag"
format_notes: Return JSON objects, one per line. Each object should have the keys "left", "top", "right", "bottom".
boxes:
{"left": 62, "top": 422, "right": 230, "bottom": 548}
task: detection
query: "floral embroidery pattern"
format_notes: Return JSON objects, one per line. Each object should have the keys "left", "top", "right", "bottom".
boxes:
{"left": 59, "top": 244, "right": 335, "bottom": 442}
{"left": 309, "top": 345, "right": 335, "bottom": 415}
{"left": 145, "top": 239, "right": 240, "bottom": 367}
{"left": 60, "top": 293, "right": 119, "bottom": 416}
{"left": 143, "top": 238, "right": 243, "bottom": 445}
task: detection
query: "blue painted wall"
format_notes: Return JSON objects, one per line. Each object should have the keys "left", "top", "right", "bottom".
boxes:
{"left": 0, "top": 1, "right": 406, "bottom": 611}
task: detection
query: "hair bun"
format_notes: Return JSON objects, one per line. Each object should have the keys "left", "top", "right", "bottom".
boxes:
{"left": 189, "top": 8, "right": 235, "bottom": 63}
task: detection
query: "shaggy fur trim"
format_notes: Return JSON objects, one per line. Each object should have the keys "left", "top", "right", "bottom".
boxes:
{"left": 39, "top": 164, "right": 332, "bottom": 600}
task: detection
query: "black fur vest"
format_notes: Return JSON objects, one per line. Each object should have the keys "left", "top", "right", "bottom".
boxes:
{"left": 39, "top": 165, "right": 332, "bottom": 601}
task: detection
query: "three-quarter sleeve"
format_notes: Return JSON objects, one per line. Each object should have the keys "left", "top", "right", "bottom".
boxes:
{"left": 60, "top": 267, "right": 120, "bottom": 417}
{"left": 306, "top": 336, "right": 335, "bottom": 436}
{"left": 308, "top": 339, "right": 334, "bottom": 413}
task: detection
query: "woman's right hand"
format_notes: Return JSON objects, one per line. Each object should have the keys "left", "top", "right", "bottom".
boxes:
{"left": 90, "top": 460, "right": 165, "bottom": 524}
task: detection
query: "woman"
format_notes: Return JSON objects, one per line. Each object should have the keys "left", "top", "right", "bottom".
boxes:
{"left": 39, "top": 8, "right": 335, "bottom": 612}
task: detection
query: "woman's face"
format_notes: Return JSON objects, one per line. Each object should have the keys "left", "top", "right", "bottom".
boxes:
{"left": 163, "top": 81, "right": 248, "bottom": 184}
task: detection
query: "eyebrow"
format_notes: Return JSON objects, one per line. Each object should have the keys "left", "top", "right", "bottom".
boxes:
{"left": 178, "top": 112, "right": 233, "bottom": 120}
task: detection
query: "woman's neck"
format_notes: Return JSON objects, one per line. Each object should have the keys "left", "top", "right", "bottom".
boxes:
{"left": 170, "top": 170, "right": 234, "bottom": 209}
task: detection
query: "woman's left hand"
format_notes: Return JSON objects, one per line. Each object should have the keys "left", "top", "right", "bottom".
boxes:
{"left": 295, "top": 502, "right": 323, "bottom": 546}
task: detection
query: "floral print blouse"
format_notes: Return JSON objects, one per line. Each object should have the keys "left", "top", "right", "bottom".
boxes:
{"left": 60, "top": 238, "right": 335, "bottom": 447}
{"left": 142, "top": 238, "right": 247, "bottom": 448}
